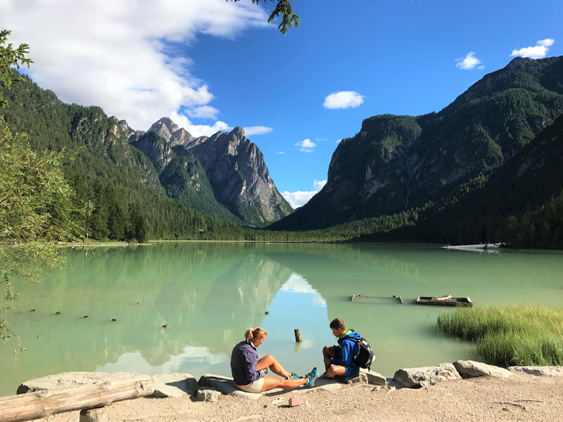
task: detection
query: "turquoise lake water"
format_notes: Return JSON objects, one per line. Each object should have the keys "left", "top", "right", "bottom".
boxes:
{"left": 1, "top": 242, "right": 562, "bottom": 396}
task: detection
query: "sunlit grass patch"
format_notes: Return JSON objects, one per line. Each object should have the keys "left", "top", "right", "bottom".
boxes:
{"left": 437, "top": 305, "right": 563, "bottom": 367}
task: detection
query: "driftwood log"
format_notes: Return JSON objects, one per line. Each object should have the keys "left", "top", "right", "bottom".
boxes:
{"left": 294, "top": 328, "right": 302, "bottom": 342}
{"left": 0, "top": 375, "right": 154, "bottom": 422}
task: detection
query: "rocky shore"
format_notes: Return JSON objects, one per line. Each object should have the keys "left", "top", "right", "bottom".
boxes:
{"left": 11, "top": 362, "right": 563, "bottom": 421}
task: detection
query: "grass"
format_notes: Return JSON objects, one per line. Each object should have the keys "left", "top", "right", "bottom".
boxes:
{"left": 437, "top": 305, "right": 563, "bottom": 367}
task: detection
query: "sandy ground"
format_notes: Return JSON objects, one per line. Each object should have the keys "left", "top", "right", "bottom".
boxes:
{"left": 36, "top": 373, "right": 563, "bottom": 422}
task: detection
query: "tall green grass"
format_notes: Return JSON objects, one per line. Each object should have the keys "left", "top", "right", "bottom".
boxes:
{"left": 437, "top": 306, "right": 563, "bottom": 367}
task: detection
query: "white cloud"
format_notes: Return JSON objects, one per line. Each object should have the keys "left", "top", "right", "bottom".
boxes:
{"left": 171, "top": 111, "right": 231, "bottom": 138}
{"left": 276, "top": 151, "right": 286, "bottom": 155}
{"left": 0, "top": 0, "right": 269, "bottom": 131}
{"left": 295, "top": 138, "right": 317, "bottom": 152}
{"left": 456, "top": 52, "right": 482, "bottom": 70}
{"left": 280, "top": 274, "right": 326, "bottom": 307}
{"left": 511, "top": 39, "right": 555, "bottom": 59}
{"left": 282, "top": 179, "right": 327, "bottom": 208}
{"left": 243, "top": 126, "right": 273, "bottom": 136}
{"left": 186, "top": 106, "right": 220, "bottom": 120}
{"left": 323, "top": 91, "right": 364, "bottom": 109}
{"left": 313, "top": 179, "right": 327, "bottom": 190}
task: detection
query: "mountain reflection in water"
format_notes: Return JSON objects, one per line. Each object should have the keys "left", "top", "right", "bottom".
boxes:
{"left": 1, "top": 242, "right": 562, "bottom": 396}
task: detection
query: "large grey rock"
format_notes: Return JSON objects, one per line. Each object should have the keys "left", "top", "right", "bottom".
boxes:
{"left": 393, "top": 364, "right": 461, "bottom": 388}
{"left": 508, "top": 366, "right": 563, "bottom": 377}
{"left": 335, "top": 369, "right": 387, "bottom": 386}
{"left": 198, "top": 374, "right": 262, "bottom": 400}
{"left": 198, "top": 374, "right": 342, "bottom": 400}
{"left": 17, "top": 372, "right": 141, "bottom": 394}
{"left": 151, "top": 373, "right": 198, "bottom": 398}
{"left": 453, "top": 360, "right": 512, "bottom": 378}
{"left": 197, "top": 389, "right": 223, "bottom": 402}
{"left": 358, "top": 368, "right": 388, "bottom": 386}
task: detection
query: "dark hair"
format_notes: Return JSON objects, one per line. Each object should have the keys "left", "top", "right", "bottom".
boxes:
{"left": 330, "top": 318, "right": 346, "bottom": 331}
{"left": 244, "top": 327, "right": 267, "bottom": 343}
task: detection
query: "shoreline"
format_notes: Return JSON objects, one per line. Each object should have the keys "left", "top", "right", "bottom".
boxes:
{"left": 9, "top": 364, "right": 563, "bottom": 422}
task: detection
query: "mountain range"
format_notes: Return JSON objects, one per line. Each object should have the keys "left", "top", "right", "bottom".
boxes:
{"left": 270, "top": 56, "right": 563, "bottom": 231}
{"left": 125, "top": 117, "right": 292, "bottom": 227}
{"left": 2, "top": 56, "right": 563, "bottom": 248}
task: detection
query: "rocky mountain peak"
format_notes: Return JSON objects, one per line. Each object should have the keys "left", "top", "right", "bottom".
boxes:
{"left": 148, "top": 117, "right": 179, "bottom": 143}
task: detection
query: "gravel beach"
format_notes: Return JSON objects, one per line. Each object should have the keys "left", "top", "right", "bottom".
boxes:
{"left": 34, "top": 372, "right": 563, "bottom": 422}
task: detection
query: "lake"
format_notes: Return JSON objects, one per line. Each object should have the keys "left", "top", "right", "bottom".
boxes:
{"left": 1, "top": 242, "right": 562, "bottom": 397}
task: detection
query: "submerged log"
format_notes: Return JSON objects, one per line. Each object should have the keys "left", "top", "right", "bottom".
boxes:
{"left": 0, "top": 375, "right": 154, "bottom": 422}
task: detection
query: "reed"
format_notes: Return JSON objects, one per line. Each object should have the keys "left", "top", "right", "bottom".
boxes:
{"left": 437, "top": 305, "right": 563, "bottom": 367}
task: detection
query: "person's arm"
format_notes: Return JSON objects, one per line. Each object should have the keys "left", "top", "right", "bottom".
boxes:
{"left": 340, "top": 340, "right": 354, "bottom": 366}
{"left": 243, "top": 349, "right": 263, "bottom": 382}
{"left": 330, "top": 345, "right": 342, "bottom": 365}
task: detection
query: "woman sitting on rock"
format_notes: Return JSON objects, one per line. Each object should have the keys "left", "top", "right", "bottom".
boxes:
{"left": 230, "top": 327, "right": 318, "bottom": 393}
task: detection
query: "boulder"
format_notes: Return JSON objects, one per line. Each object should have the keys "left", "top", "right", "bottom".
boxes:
{"left": 508, "top": 366, "right": 563, "bottom": 377}
{"left": 151, "top": 373, "right": 198, "bottom": 398}
{"left": 198, "top": 374, "right": 262, "bottom": 400}
{"left": 17, "top": 372, "right": 140, "bottom": 394}
{"left": 197, "top": 389, "right": 222, "bottom": 402}
{"left": 198, "top": 374, "right": 342, "bottom": 399}
{"left": 335, "top": 369, "right": 387, "bottom": 386}
{"left": 453, "top": 360, "right": 512, "bottom": 378}
{"left": 358, "top": 368, "right": 388, "bottom": 386}
{"left": 393, "top": 364, "right": 461, "bottom": 388}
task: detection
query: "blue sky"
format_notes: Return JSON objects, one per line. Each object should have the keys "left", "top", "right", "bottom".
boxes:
{"left": 1, "top": 0, "right": 562, "bottom": 207}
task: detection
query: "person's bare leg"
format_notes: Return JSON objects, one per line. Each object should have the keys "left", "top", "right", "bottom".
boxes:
{"left": 327, "top": 365, "right": 346, "bottom": 378}
{"left": 322, "top": 346, "right": 335, "bottom": 372}
{"left": 256, "top": 354, "right": 291, "bottom": 379}
{"left": 261, "top": 376, "right": 307, "bottom": 392}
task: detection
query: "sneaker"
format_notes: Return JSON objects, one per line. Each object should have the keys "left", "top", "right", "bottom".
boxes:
{"left": 289, "top": 372, "right": 301, "bottom": 379}
{"left": 305, "top": 367, "right": 318, "bottom": 387}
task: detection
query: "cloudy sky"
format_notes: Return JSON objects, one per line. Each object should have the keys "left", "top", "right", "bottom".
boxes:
{"left": 1, "top": 0, "right": 562, "bottom": 207}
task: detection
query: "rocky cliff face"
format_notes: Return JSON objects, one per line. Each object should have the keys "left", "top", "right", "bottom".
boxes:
{"left": 271, "top": 56, "right": 563, "bottom": 231}
{"left": 184, "top": 127, "right": 293, "bottom": 226}
{"left": 127, "top": 118, "right": 292, "bottom": 226}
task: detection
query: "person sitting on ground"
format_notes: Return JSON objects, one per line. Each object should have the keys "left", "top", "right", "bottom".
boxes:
{"left": 322, "top": 318, "right": 361, "bottom": 378}
{"left": 230, "top": 327, "right": 318, "bottom": 393}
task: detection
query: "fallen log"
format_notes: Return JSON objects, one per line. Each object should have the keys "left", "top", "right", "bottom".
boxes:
{"left": 0, "top": 375, "right": 154, "bottom": 422}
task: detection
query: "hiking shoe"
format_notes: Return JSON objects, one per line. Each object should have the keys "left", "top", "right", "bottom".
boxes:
{"left": 305, "top": 367, "right": 318, "bottom": 387}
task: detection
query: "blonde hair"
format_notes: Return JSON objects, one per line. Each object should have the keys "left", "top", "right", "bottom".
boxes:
{"left": 244, "top": 327, "right": 267, "bottom": 343}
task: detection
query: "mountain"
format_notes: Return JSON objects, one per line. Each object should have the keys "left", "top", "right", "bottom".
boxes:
{"left": 395, "top": 110, "right": 563, "bottom": 246}
{"left": 0, "top": 75, "right": 249, "bottom": 241}
{"left": 130, "top": 129, "right": 242, "bottom": 224}
{"left": 131, "top": 117, "right": 293, "bottom": 227}
{"left": 271, "top": 56, "right": 563, "bottom": 231}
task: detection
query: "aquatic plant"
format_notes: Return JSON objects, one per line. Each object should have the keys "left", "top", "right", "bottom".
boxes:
{"left": 437, "top": 305, "right": 563, "bottom": 366}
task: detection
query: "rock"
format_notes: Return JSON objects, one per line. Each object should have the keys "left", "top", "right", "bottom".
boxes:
{"left": 151, "top": 373, "right": 198, "bottom": 398}
{"left": 508, "top": 366, "right": 563, "bottom": 377}
{"left": 198, "top": 374, "right": 262, "bottom": 400}
{"left": 454, "top": 360, "right": 512, "bottom": 378}
{"left": 17, "top": 372, "right": 141, "bottom": 394}
{"left": 80, "top": 407, "right": 108, "bottom": 422}
{"left": 289, "top": 396, "right": 301, "bottom": 407}
{"left": 197, "top": 389, "right": 222, "bottom": 402}
{"left": 393, "top": 364, "right": 461, "bottom": 389}
{"left": 335, "top": 369, "right": 387, "bottom": 386}
{"left": 358, "top": 368, "right": 388, "bottom": 386}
